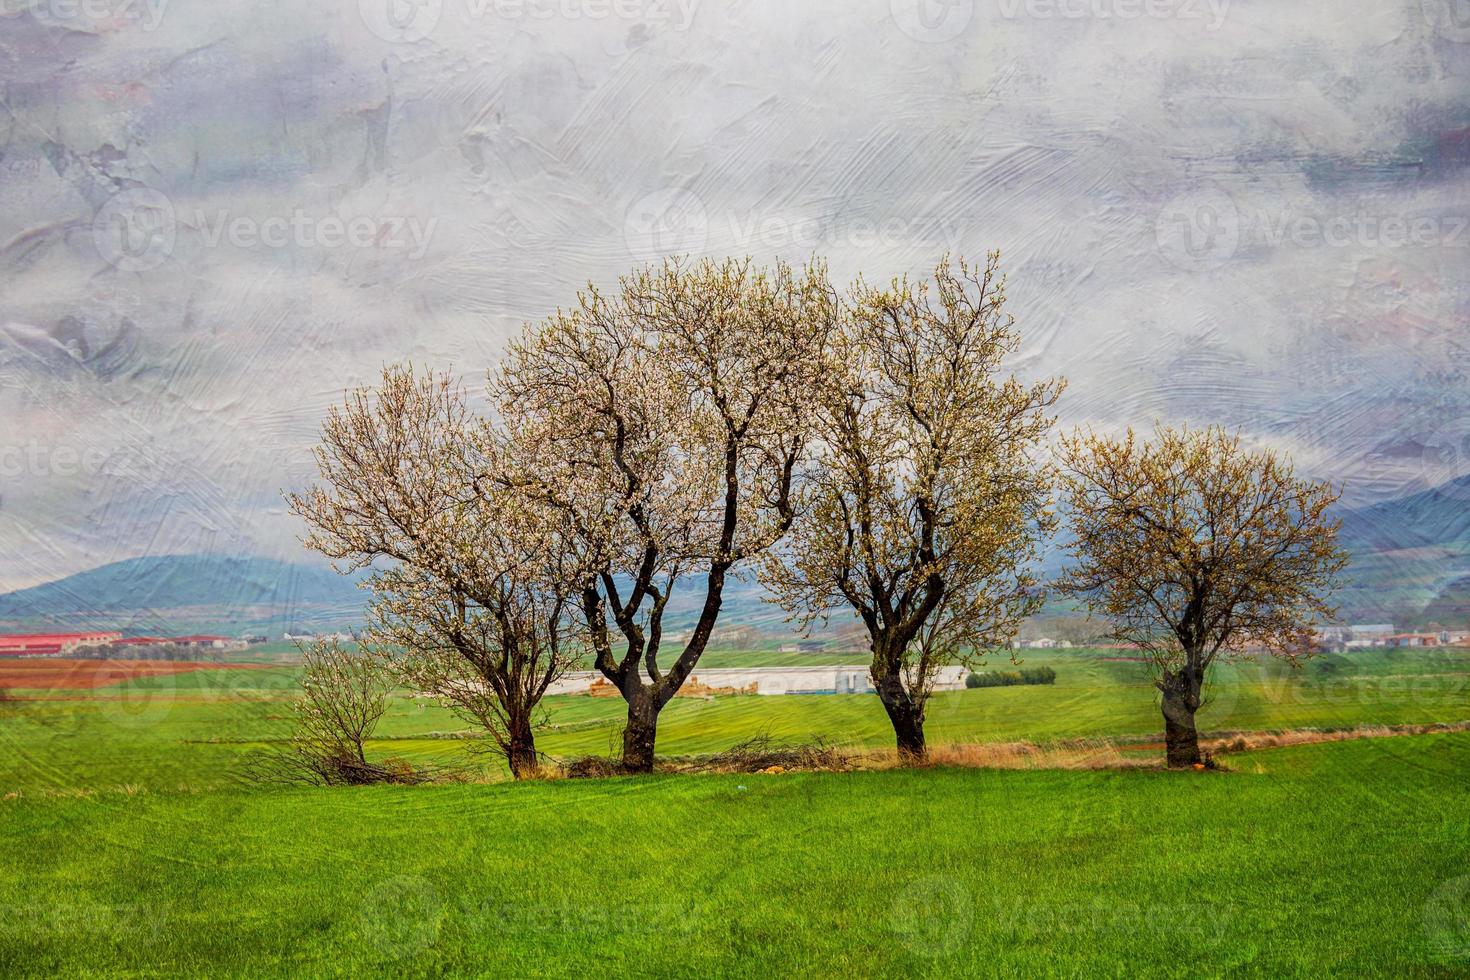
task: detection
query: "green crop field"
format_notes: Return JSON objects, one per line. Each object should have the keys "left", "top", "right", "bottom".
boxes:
{"left": 3, "top": 647, "right": 1469, "bottom": 977}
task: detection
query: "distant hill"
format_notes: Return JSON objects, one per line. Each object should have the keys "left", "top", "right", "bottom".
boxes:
{"left": 4, "top": 472, "right": 1469, "bottom": 637}
{"left": 1333, "top": 475, "right": 1470, "bottom": 625}
{"left": 1337, "top": 475, "right": 1470, "bottom": 555}
{"left": 0, "top": 555, "right": 368, "bottom": 636}
{"left": 1031, "top": 476, "right": 1470, "bottom": 627}
{"left": 1422, "top": 575, "right": 1470, "bottom": 627}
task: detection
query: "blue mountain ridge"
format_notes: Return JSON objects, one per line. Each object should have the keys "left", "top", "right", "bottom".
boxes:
{"left": 1, "top": 475, "right": 1467, "bottom": 634}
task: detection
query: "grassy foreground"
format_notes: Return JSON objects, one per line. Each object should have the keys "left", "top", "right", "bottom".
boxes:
{"left": 3, "top": 647, "right": 1468, "bottom": 976}
{"left": 2, "top": 734, "right": 1469, "bottom": 977}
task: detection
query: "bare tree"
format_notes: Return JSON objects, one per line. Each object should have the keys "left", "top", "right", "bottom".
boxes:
{"left": 284, "top": 637, "right": 393, "bottom": 785}
{"left": 762, "top": 253, "right": 1065, "bottom": 761}
{"left": 495, "top": 257, "right": 836, "bottom": 772}
{"left": 1056, "top": 425, "right": 1348, "bottom": 768}
{"left": 289, "top": 367, "right": 582, "bottom": 779}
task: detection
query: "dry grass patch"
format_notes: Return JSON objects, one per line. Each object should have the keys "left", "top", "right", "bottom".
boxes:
{"left": 1204, "top": 720, "right": 1470, "bottom": 754}
{"left": 922, "top": 739, "right": 1159, "bottom": 771}
{"left": 544, "top": 721, "right": 1470, "bottom": 780}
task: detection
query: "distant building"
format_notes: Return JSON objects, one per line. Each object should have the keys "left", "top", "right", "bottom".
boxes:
{"left": 170, "top": 635, "right": 247, "bottom": 650}
{"left": 283, "top": 631, "right": 355, "bottom": 645}
{"left": 1350, "top": 624, "right": 1396, "bottom": 643}
{"left": 1385, "top": 633, "right": 1439, "bottom": 649}
{"left": 112, "top": 636, "right": 168, "bottom": 648}
{"left": 545, "top": 665, "right": 968, "bottom": 697}
{"left": 0, "top": 632, "right": 122, "bottom": 657}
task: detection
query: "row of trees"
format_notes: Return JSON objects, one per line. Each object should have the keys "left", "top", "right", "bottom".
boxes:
{"left": 290, "top": 253, "right": 1346, "bottom": 774}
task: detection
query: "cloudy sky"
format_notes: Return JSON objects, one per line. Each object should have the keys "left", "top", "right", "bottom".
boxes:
{"left": 1, "top": 0, "right": 1467, "bottom": 591}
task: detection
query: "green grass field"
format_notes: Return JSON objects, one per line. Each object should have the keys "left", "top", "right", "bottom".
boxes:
{"left": 3, "top": 647, "right": 1469, "bottom": 976}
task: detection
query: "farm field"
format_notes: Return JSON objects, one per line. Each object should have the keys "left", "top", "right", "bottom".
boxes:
{"left": 2, "top": 646, "right": 1469, "bottom": 977}
{"left": 3, "top": 647, "right": 1467, "bottom": 791}
{"left": 2, "top": 736, "right": 1468, "bottom": 977}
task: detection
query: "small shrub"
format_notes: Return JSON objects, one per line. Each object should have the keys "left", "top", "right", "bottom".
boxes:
{"left": 966, "top": 667, "right": 1057, "bottom": 689}
{"left": 241, "top": 639, "right": 432, "bottom": 787}
{"left": 561, "top": 755, "right": 627, "bottom": 779}
{"left": 1019, "top": 666, "right": 1057, "bottom": 685}
{"left": 679, "top": 734, "right": 848, "bottom": 774}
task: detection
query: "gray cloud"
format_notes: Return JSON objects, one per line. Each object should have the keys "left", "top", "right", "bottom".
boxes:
{"left": 1, "top": 0, "right": 1468, "bottom": 589}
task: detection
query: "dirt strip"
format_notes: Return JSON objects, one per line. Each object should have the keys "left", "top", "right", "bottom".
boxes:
{"left": 0, "top": 658, "right": 278, "bottom": 691}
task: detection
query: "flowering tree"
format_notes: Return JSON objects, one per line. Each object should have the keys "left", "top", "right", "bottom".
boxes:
{"left": 289, "top": 367, "right": 582, "bottom": 778}
{"left": 495, "top": 257, "right": 836, "bottom": 772}
{"left": 762, "top": 253, "right": 1065, "bottom": 761}
{"left": 1056, "top": 425, "right": 1348, "bottom": 767}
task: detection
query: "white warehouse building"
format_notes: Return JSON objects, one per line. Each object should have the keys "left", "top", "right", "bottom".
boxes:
{"left": 546, "top": 665, "right": 969, "bottom": 697}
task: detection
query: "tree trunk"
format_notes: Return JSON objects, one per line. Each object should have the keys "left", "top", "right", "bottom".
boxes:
{"left": 1160, "top": 680, "right": 1201, "bottom": 769}
{"left": 621, "top": 686, "right": 661, "bottom": 774}
{"left": 874, "top": 668, "right": 928, "bottom": 764}
{"left": 888, "top": 702, "right": 927, "bottom": 762}
{"left": 506, "top": 710, "right": 539, "bottom": 779}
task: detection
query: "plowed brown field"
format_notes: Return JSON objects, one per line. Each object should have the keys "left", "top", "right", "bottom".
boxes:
{"left": 0, "top": 658, "right": 273, "bottom": 690}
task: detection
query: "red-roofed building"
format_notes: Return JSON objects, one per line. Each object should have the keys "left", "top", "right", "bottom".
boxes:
{"left": 1385, "top": 633, "right": 1440, "bottom": 649}
{"left": 0, "top": 632, "right": 123, "bottom": 657}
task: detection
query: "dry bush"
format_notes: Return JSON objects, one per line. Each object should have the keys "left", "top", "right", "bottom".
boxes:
{"left": 242, "top": 639, "right": 442, "bottom": 787}
{"left": 918, "top": 739, "right": 1158, "bottom": 771}
{"left": 672, "top": 734, "right": 851, "bottom": 774}
{"left": 555, "top": 735, "right": 852, "bottom": 778}
{"left": 1203, "top": 720, "right": 1470, "bottom": 756}
{"left": 559, "top": 755, "right": 627, "bottom": 780}
{"left": 239, "top": 747, "right": 440, "bottom": 787}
